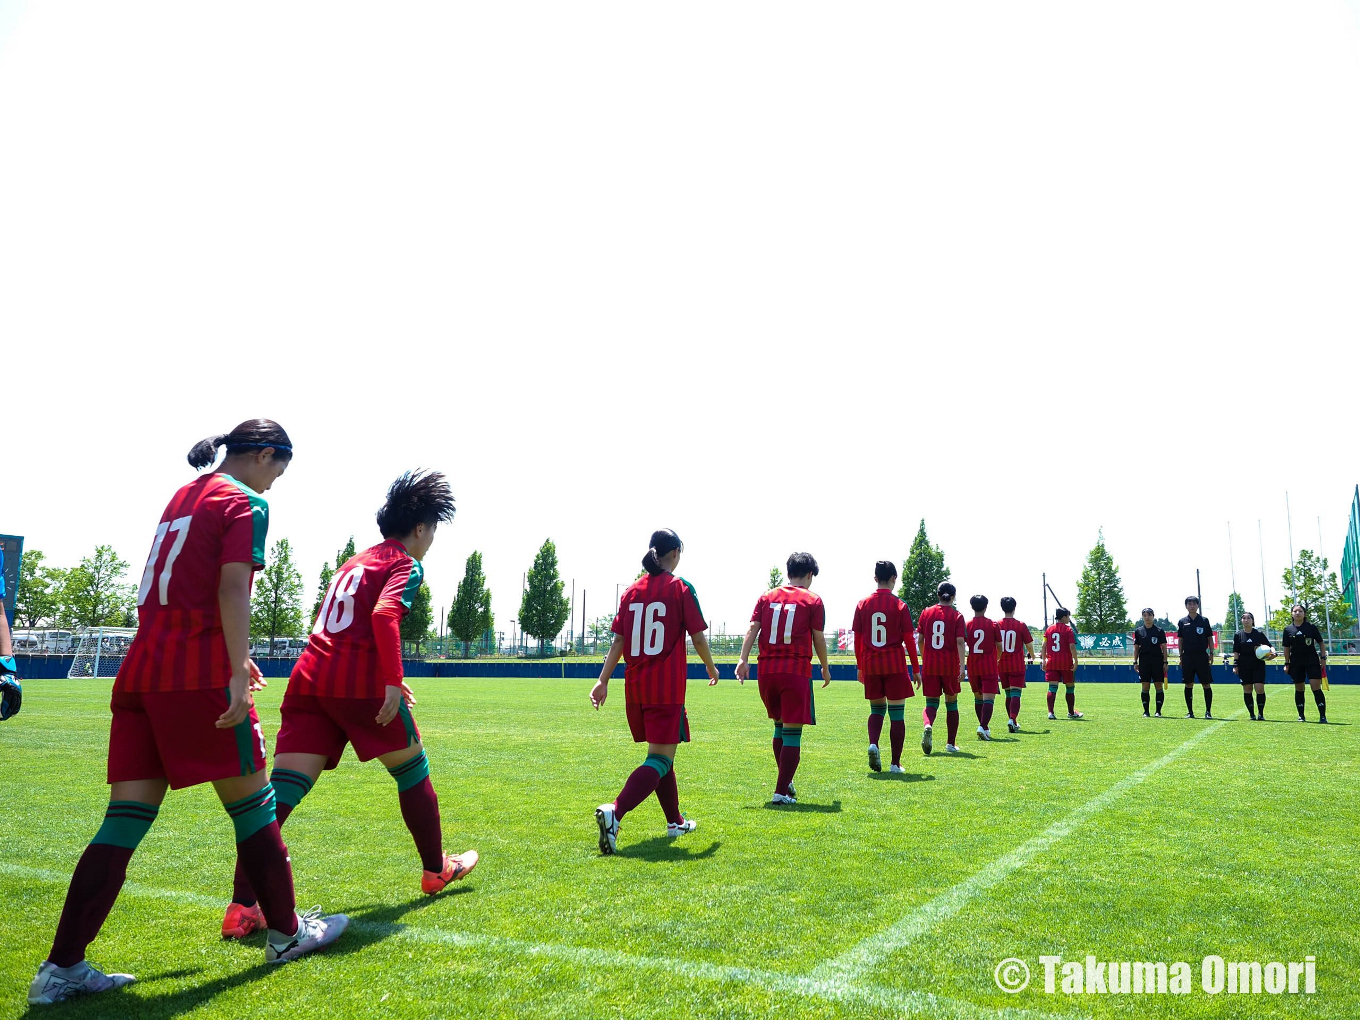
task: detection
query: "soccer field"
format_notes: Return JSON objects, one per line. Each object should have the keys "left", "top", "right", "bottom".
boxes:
{"left": 2, "top": 679, "right": 1356, "bottom": 1019}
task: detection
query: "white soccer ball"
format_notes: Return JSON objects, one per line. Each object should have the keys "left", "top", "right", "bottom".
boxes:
{"left": 1255, "top": 645, "right": 1273, "bottom": 660}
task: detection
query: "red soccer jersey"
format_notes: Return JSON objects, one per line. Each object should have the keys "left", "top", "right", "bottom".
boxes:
{"left": 965, "top": 616, "right": 1000, "bottom": 680}
{"left": 852, "top": 589, "right": 918, "bottom": 676}
{"left": 997, "top": 618, "right": 1032, "bottom": 673}
{"left": 752, "top": 586, "right": 826, "bottom": 678}
{"left": 916, "top": 603, "right": 966, "bottom": 677}
{"left": 116, "top": 473, "right": 268, "bottom": 693}
{"left": 1043, "top": 623, "right": 1076, "bottom": 670}
{"left": 611, "top": 573, "right": 707, "bottom": 706}
{"left": 290, "top": 539, "right": 424, "bottom": 699}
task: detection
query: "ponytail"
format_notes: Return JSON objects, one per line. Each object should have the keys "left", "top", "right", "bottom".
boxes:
{"left": 187, "top": 434, "right": 230, "bottom": 470}
{"left": 186, "top": 418, "right": 293, "bottom": 471}
{"left": 642, "top": 528, "right": 684, "bottom": 576}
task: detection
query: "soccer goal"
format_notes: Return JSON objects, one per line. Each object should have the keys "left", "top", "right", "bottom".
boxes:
{"left": 67, "top": 627, "right": 138, "bottom": 679}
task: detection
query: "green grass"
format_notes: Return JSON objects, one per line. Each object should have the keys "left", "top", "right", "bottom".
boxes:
{"left": 2, "top": 679, "right": 1357, "bottom": 1019}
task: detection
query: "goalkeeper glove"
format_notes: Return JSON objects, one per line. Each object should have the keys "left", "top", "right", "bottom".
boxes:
{"left": 0, "top": 656, "right": 19, "bottom": 721}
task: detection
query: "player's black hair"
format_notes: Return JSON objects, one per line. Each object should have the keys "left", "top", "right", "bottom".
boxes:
{"left": 1184, "top": 595, "right": 1200, "bottom": 606}
{"left": 376, "top": 470, "right": 456, "bottom": 538}
{"left": 1000, "top": 596, "right": 1017, "bottom": 613}
{"left": 787, "top": 551, "right": 819, "bottom": 579}
{"left": 1055, "top": 606, "right": 1071, "bottom": 620}
{"left": 1141, "top": 607, "right": 1155, "bottom": 615}
{"left": 874, "top": 560, "right": 898, "bottom": 584}
{"left": 642, "top": 529, "right": 684, "bottom": 576}
{"left": 1240, "top": 610, "right": 1255, "bottom": 626}
{"left": 937, "top": 581, "right": 956, "bottom": 602}
{"left": 1291, "top": 603, "right": 1307, "bottom": 618}
{"left": 187, "top": 419, "right": 293, "bottom": 470}
{"left": 970, "top": 594, "right": 988, "bottom": 612}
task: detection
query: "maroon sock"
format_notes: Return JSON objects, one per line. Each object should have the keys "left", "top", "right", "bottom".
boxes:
{"left": 1066, "top": 688, "right": 1076, "bottom": 714}
{"left": 48, "top": 843, "right": 134, "bottom": 967}
{"left": 231, "top": 801, "right": 295, "bottom": 908}
{"left": 1007, "top": 695, "right": 1020, "bottom": 721}
{"left": 655, "top": 767, "right": 684, "bottom": 825}
{"left": 399, "top": 777, "right": 445, "bottom": 873}
{"left": 1047, "top": 689, "right": 1057, "bottom": 714}
{"left": 889, "top": 720, "right": 905, "bottom": 766}
{"left": 614, "top": 764, "right": 663, "bottom": 820}
{"left": 946, "top": 707, "right": 960, "bottom": 745}
{"left": 776, "top": 745, "right": 801, "bottom": 796}
{"left": 772, "top": 733, "right": 783, "bottom": 766}
{"left": 235, "top": 822, "right": 297, "bottom": 936}
{"left": 982, "top": 701, "right": 994, "bottom": 728}
{"left": 974, "top": 700, "right": 985, "bottom": 725}
{"left": 867, "top": 712, "right": 884, "bottom": 746}
{"left": 923, "top": 703, "right": 938, "bottom": 726}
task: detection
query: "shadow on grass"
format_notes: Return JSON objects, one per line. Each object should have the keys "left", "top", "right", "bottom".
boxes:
{"left": 865, "top": 772, "right": 935, "bottom": 783}
{"left": 747, "top": 800, "right": 843, "bottom": 814}
{"left": 23, "top": 962, "right": 272, "bottom": 1020}
{"left": 617, "top": 836, "right": 722, "bottom": 861}
{"left": 328, "top": 890, "right": 475, "bottom": 957}
{"left": 1013, "top": 728, "right": 1051, "bottom": 735}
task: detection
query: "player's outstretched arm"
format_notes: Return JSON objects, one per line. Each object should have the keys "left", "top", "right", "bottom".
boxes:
{"left": 812, "top": 630, "right": 832, "bottom": 687}
{"left": 216, "top": 562, "right": 255, "bottom": 729}
{"left": 591, "top": 634, "right": 626, "bottom": 709}
{"left": 692, "top": 631, "right": 720, "bottom": 685}
{"left": 735, "top": 622, "right": 760, "bottom": 683}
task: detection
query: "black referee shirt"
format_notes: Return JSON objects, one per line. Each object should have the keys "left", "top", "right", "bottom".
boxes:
{"left": 1133, "top": 625, "right": 1166, "bottom": 668}
{"left": 1177, "top": 615, "right": 1213, "bottom": 658}
{"left": 1232, "top": 628, "right": 1271, "bottom": 673}
{"left": 1282, "top": 622, "right": 1324, "bottom": 666}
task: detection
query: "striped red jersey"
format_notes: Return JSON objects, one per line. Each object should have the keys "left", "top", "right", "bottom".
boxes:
{"left": 916, "top": 603, "right": 966, "bottom": 677}
{"left": 290, "top": 539, "right": 424, "bottom": 698}
{"left": 965, "top": 616, "right": 1000, "bottom": 680}
{"left": 611, "top": 573, "right": 707, "bottom": 706}
{"left": 997, "top": 618, "right": 1032, "bottom": 673}
{"left": 752, "top": 586, "right": 826, "bottom": 678}
{"left": 852, "top": 589, "right": 918, "bottom": 676}
{"left": 1043, "top": 623, "right": 1076, "bottom": 670}
{"left": 115, "top": 473, "right": 268, "bottom": 693}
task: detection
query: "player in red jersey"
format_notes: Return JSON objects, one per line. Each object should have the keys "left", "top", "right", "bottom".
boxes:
{"left": 591, "top": 530, "right": 719, "bottom": 855}
{"left": 222, "top": 472, "right": 475, "bottom": 935}
{"left": 1043, "top": 607, "right": 1083, "bottom": 719}
{"left": 851, "top": 561, "right": 920, "bottom": 773}
{"left": 29, "top": 422, "right": 347, "bottom": 1007}
{"left": 965, "top": 596, "right": 1001, "bottom": 741}
{"left": 915, "top": 582, "right": 968, "bottom": 755}
{"left": 996, "top": 597, "right": 1035, "bottom": 733}
{"left": 737, "top": 551, "right": 830, "bottom": 804}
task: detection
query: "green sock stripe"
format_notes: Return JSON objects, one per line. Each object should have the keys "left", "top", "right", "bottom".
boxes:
{"left": 975, "top": 698, "right": 985, "bottom": 706}
{"left": 869, "top": 704, "right": 887, "bottom": 717}
{"left": 224, "top": 786, "right": 276, "bottom": 842}
{"left": 781, "top": 727, "right": 803, "bottom": 747}
{"left": 388, "top": 751, "right": 430, "bottom": 792}
{"left": 887, "top": 705, "right": 905, "bottom": 721}
{"left": 925, "top": 698, "right": 940, "bottom": 708}
{"left": 773, "top": 723, "right": 784, "bottom": 739}
{"left": 945, "top": 702, "right": 959, "bottom": 714}
{"left": 270, "top": 769, "right": 313, "bottom": 810}
{"left": 91, "top": 801, "right": 159, "bottom": 849}
{"left": 1048, "top": 684, "right": 1059, "bottom": 692}
{"left": 643, "top": 753, "right": 673, "bottom": 778}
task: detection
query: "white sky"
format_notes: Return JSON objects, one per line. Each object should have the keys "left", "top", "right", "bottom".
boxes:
{"left": 3, "top": 1, "right": 1358, "bottom": 639}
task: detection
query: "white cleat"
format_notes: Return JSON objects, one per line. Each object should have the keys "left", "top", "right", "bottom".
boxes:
{"left": 921, "top": 723, "right": 933, "bottom": 756}
{"left": 666, "top": 817, "right": 697, "bottom": 837}
{"left": 1067, "top": 711, "right": 1084, "bottom": 719}
{"left": 1048, "top": 712, "right": 1057, "bottom": 720}
{"left": 595, "top": 803, "right": 619, "bottom": 855}
{"left": 867, "top": 743, "right": 882, "bottom": 772}
{"left": 976, "top": 725, "right": 987, "bottom": 741}
{"left": 945, "top": 744, "right": 960, "bottom": 754}
{"left": 786, "top": 782, "right": 796, "bottom": 799}
{"left": 889, "top": 764, "right": 906, "bottom": 774}
{"left": 1007, "top": 719, "right": 1019, "bottom": 733}
{"left": 265, "top": 907, "right": 349, "bottom": 964}
{"left": 28, "top": 961, "right": 134, "bottom": 1006}
{"left": 771, "top": 793, "right": 797, "bottom": 805}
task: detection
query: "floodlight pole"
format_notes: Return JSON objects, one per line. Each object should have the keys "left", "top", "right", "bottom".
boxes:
{"left": 1318, "top": 517, "right": 1333, "bottom": 652}
{"left": 1286, "top": 492, "right": 1297, "bottom": 604}
{"left": 1042, "top": 573, "right": 1048, "bottom": 627}
{"left": 1258, "top": 520, "right": 1269, "bottom": 634}
{"left": 1228, "top": 523, "right": 1239, "bottom": 634}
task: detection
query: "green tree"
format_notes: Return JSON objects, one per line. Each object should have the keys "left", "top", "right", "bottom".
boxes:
{"left": 589, "top": 614, "right": 615, "bottom": 649}
{"left": 767, "top": 566, "right": 783, "bottom": 590}
{"left": 1268, "top": 550, "right": 1355, "bottom": 634}
{"left": 402, "top": 582, "right": 433, "bottom": 654}
{"left": 1074, "top": 529, "right": 1130, "bottom": 633}
{"left": 520, "top": 539, "right": 570, "bottom": 655}
{"left": 251, "top": 538, "right": 305, "bottom": 648}
{"left": 449, "top": 551, "right": 494, "bottom": 657}
{"left": 311, "top": 562, "right": 334, "bottom": 623}
{"left": 60, "top": 545, "right": 135, "bottom": 629}
{"left": 336, "top": 536, "right": 356, "bottom": 568}
{"left": 1222, "top": 592, "right": 1246, "bottom": 634}
{"left": 14, "top": 549, "right": 65, "bottom": 629}
{"left": 899, "top": 519, "right": 949, "bottom": 615}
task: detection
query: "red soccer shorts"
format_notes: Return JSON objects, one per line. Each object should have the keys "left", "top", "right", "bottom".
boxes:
{"left": 108, "top": 688, "right": 265, "bottom": 790}
{"left": 1000, "top": 670, "right": 1026, "bottom": 690}
{"left": 969, "top": 675, "right": 1000, "bottom": 695}
{"left": 759, "top": 671, "right": 817, "bottom": 726}
{"left": 275, "top": 690, "right": 420, "bottom": 770}
{"left": 862, "top": 673, "right": 914, "bottom": 701}
{"left": 1045, "top": 669, "right": 1075, "bottom": 686}
{"left": 921, "top": 674, "right": 962, "bottom": 698}
{"left": 625, "top": 701, "right": 691, "bottom": 744}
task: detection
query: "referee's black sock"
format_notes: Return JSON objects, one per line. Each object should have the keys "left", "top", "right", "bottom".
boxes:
{"left": 1243, "top": 688, "right": 1254, "bottom": 715}
{"left": 1256, "top": 690, "right": 1266, "bottom": 716}
{"left": 1155, "top": 688, "right": 1165, "bottom": 713}
{"left": 1203, "top": 686, "right": 1213, "bottom": 715}
{"left": 1184, "top": 685, "right": 1194, "bottom": 713}
{"left": 1295, "top": 688, "right": 1306, "bottom": 718}
{"left": 1140, "top": 691, "right": 1149, "bottom": 714}
{"left": 1313, "top": 688, "right": 1326, "bottom": 716}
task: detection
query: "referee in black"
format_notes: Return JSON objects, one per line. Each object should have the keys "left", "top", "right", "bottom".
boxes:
{"left": 1131, "top": 608, "right": 1168, "bottom": 717}
{"left": 1281, "top": 604, "right": 1328, "bottom": 723}
{"left": 1176, "top": 596, "right": 1215, "bottom": 718}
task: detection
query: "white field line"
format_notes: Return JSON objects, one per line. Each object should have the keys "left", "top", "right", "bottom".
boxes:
{"left": 811, "top": 715, "right": 1233, "bottom": 990}
{"left": 3, "top": 862, "right": 1082, "bottom": 1020}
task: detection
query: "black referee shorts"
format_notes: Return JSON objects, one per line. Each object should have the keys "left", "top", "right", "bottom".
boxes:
{"left": 1180, "top": 657, "right": 1213, "bottom": 685}
{"left": 1287, "top": 661, "right": 1322, "bottom": 683}
{"left": 1136, "top": 663, "right": 1165, "bottom": 683}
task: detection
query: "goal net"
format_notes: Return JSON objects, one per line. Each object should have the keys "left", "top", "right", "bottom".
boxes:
{"left": 67, "top": 627, "right": 138, "bottom": 679}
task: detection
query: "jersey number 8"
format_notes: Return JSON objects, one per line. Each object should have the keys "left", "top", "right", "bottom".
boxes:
{"left": 930, "top": 619, "right": 946, "bottom": 650}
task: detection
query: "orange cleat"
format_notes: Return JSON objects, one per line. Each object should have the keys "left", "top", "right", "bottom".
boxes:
{"left": 222, "top": 901, "right": 268, "bottom": 940}
{"left": 421, "top": 850, "right": 479, "bottom": 895}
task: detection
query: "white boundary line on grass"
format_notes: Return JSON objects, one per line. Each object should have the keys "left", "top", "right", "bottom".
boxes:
{"left": 810, "top": 715, "right": 1232, "bottom": 990}
{"left": 3, "top": 862, "right": 1080, "bottom": 1020}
